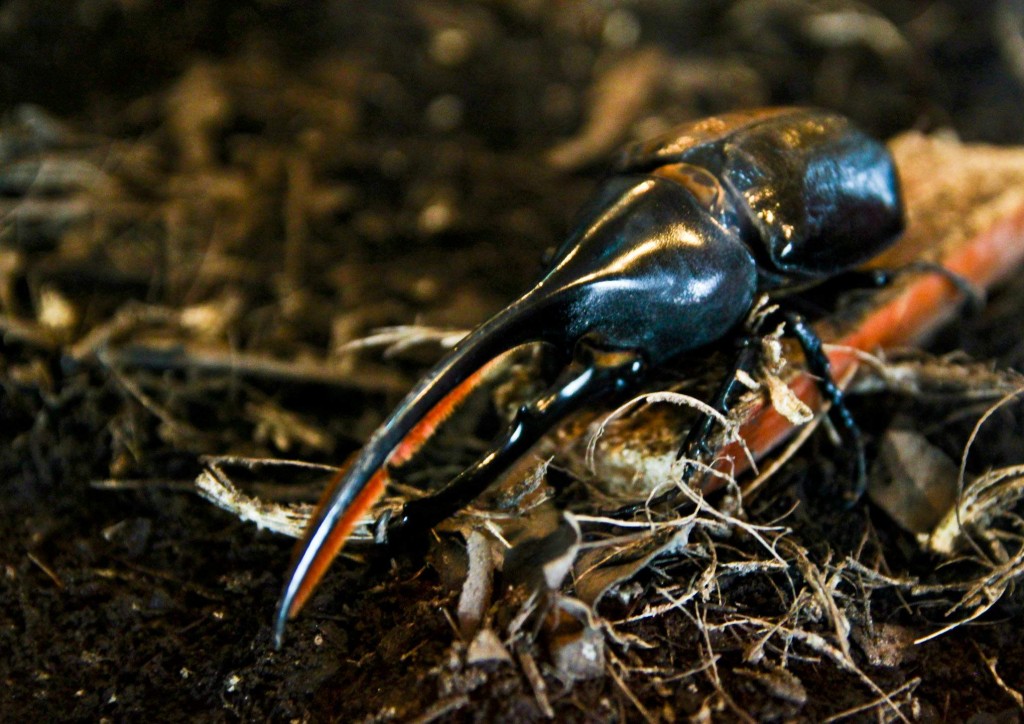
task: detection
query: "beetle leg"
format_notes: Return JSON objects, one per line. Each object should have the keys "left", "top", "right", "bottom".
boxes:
{"left": 608, "top": 339, "right": 764, "bottom": 519}
{"left": 671, "top": 310, "right": 867, "bottom": 506}
{"left": 895, "top": 261, "right": 985, "bottom": 314}
{"left": 615, "top": 309, "right": 866, "bottom": 517}
{"left": 674, "top": 339, "right": 761, "bottom": 477}
{"left": 790, "top": 263, "right": 983, "bottom": 317}
{"left": 780, "top": 310, "right": 867, "bottom": 503}
{"left": 380, "top": 336, "right": 647, "bottom": 546}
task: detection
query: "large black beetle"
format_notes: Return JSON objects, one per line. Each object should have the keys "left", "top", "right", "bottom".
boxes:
{"left": 273, "top": 107, "right": 904, "bottom": 646}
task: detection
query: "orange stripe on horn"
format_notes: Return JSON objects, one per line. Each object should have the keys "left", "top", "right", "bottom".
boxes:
{"left": 284, "top": 356, "right": 505, "bottom": 620}
{"left": 286, "top": 465, "right": 388, "bottom": 619}
{"left": 388, "top": 361, "right": 499, "bottom": 467}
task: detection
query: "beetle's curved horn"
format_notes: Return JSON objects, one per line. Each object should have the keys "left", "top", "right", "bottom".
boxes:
{"left": 274, "top": 170, "right": 751, "bottom": 646}
{"left": 274, "top": 290, "right": 564, "bottom": 644}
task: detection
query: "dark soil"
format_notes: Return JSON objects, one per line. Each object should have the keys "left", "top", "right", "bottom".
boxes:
{"left": 4, "top": 1, "right": 1024, "bottom": 721}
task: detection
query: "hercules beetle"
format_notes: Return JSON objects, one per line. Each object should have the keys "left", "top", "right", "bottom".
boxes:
{"left": 273, "top": 107, "right": 904, "bottom": 646}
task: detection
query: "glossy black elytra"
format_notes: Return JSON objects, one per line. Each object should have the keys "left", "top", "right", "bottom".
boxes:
{"left": 273, "top": 107, "right": 905, "bottom": 645}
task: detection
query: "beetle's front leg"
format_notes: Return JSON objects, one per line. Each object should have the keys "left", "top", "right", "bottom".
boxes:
{"left": 627, "top": 308, "right": 866, "bottom": 515}
{"left": 789, "top": 262, "right": 984, "bottom": 318}
{"left": 678, "top": 308, "right": 869, "bottom": 504}
{"left": 674, "top": 338, "right": 761, "bottom": 478}
{"left": 779, "top": 310, "right": 867, "bottom": 503}
{"left": 610, "top": 335, "right": 765, "bottom": 519}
